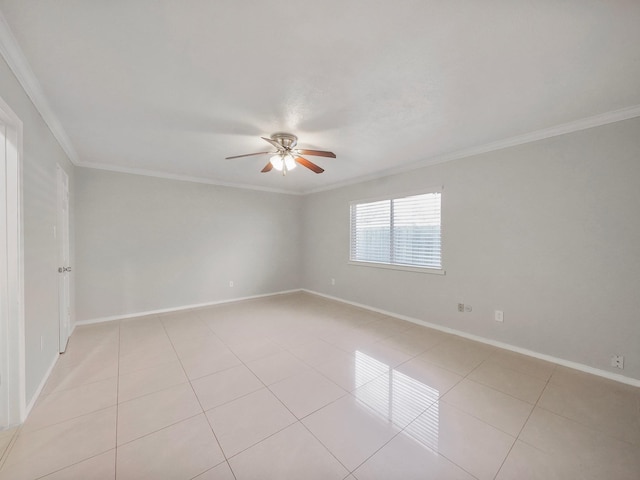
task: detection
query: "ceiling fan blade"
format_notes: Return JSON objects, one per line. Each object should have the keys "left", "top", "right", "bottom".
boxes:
{"left": 225, "top": 151, "right": 272, "bottom": 160}
{"left": 261, "top": 162, "right": 273, "bottom": 173}
{"left": 261, "top": 137, "right": 284, "bottom": 150}
{"left": 295, "top": 149, "right": 336, "bottom": 158}
{"left": 295, "top": 156, "right": 324, "bottom": 174}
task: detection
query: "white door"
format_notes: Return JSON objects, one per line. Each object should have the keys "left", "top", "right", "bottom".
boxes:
{"left": 57, "top": 165, "right": 71, "bottom": 353}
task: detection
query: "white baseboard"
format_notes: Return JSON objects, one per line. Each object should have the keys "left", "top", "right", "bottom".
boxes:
{"left": 72, "top": 288, "right": 639, "bottom": 387}
{"left": 74, "top": 289, "right": 302, "bottom": 326}
{"left": 302, "top": 289, "right": 640, "bottom": 388}
{"left": 23, "top": 353, "right": 58, "bottom": 421}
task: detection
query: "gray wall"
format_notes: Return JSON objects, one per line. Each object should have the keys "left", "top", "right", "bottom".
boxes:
{"left": 0, "top": 55, "right": 75, "bottom": 404}
{"left": 75, "top": 168, "right": 302, "bottom": 321}
{"left": 302, "top": 117, "right": 640, "bottom": 381}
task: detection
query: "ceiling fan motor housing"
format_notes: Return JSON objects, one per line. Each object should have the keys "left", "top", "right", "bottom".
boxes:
{"left": 271, "top": 132, "right": 298, "bottom": 150}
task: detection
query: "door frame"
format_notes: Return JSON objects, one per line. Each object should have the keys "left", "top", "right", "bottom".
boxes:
{"left": 0, "top": 95, "right": 25, "bottom": 428}
{"left": 57, "top": 164, "right": 70, "bottom": 353}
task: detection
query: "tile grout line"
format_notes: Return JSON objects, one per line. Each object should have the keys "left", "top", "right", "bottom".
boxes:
{"left": 0, "top": 426, "right": 19, "bottom": 472}
{"left": 490, "top": 362, "right": 558, "bottom": 479}
{"left": 463, "top": 373, "right": 544, "bottom": 405}
{"left": 342, "top": 357, "right": 477, "bottom": 479}
{"left": 203, "top": 311, "right": 365, "bottom": 476}
{"left": 114, "top": 412, "right": 203, "bottom": 449}
{"left": 348, "top": 396, "right": 480, "bottom": 480}
{"left": 528, "top": 369, "right": 640, "bottom": 449}
{"left": 420, "top": 348, "right": 548, "bottom": 441}
{"left": 341, "top": 341, "right": 506, "bottom": 478}
{"left": 300, "top": 329, "right": 437, "bottom": 405}
{"left": 399, "top": 380, "right": 483, "bottom": 480}
{"left": 161, "top": 312, "right": 238, "bottom": 480}
{"left": 269, "top": 360, "right": 351, "bottom": 463}
{"left": 31, "top": 374, "right": 119, "bottom": 403}
{"left": 114, "top": 319, "right": 121, "bottom": 480}
{"left": 198, "top": 309, "right": 348, "bottom": 476}
{"left": 323, "top": 330, "right": 466, "bottom": 474}
{"left": 31, "top": 450, "right": 113, "bottom": 480}
{"left": 455, "top": 349, "right": 531, "bottom": 480}
{"left": 208, "top": 337, "right": 354, "bottom": 472}
{"left": 193, "top": 309, "right": 241, "bottom": 480}
{"left": 449, "top": 354, "right": 544, "bottom": 411}
{"left": 8, "top": 404, "right": 117, "bottom": 441}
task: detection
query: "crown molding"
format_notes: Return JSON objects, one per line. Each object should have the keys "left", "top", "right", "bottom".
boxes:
{"left": 304, "top": 105, "right": 640, "bottom": 195}
{"left": 75, "top": 161, "right": 303, "bottom": 195}
{"left": 0, "top": 11, "right": 79, "bottom": 164}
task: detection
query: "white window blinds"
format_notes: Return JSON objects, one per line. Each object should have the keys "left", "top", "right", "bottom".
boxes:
{"left": 350, "top": 192, "right": 442, "bottom": 270}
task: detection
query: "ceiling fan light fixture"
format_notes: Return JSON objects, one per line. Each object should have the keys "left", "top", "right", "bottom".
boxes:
{"left": 226, "top": 133, "right": 334, "bottom": 175}
{"left": 270, "top": 153, "right": 296, "bottom": 171}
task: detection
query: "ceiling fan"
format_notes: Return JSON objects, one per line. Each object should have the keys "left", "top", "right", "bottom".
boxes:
{"left": 226, "top": 133, "right": 336, "bottom": 175}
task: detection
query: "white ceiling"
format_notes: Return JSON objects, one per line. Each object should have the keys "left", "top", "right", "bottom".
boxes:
{"left": 1, "top": 1, "right": 639, "bottom": 194}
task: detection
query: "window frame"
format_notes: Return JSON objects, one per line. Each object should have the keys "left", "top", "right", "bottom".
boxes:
{"left": 348, "top": 187, "right": 445, "bottom": 275}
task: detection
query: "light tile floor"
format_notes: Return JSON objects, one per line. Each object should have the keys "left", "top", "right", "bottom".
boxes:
{"left": 1, "top": 292, "right": 639, "bottom": 479}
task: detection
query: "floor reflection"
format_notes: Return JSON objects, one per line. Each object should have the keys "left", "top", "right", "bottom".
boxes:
{"left": 353, "top": 351, "right": 439, "bottom": 449}
{"left": 354, "top": 350, "right": 389, "bottom": 387}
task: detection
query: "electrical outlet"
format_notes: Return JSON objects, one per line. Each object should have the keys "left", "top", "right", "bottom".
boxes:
{"left": 331, "top": 278, "right": 335, "bottom": 285}
{"left": 457, "top": 303, "right": 464, "bottom": 312}
{"left": 610, "top": 354, "right": 624, "bottom": 369}
{"left": 229, "top": 280, "right": 234, "bottom": 287}
{"left": 495, "top": 310, "right": 504, "bottom": 322}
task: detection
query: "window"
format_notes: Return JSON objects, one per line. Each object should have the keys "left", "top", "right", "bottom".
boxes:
{"left": 350, "top": 190, "right": 442, "bottom": 272}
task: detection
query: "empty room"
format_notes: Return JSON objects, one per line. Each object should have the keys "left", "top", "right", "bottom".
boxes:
{"left": 0, "top": 1, "right": 639, "bottom": 479}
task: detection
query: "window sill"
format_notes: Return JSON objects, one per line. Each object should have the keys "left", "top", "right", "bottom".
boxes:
{"left": 348, "top": 260, "right": 446, "bottom": 275}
